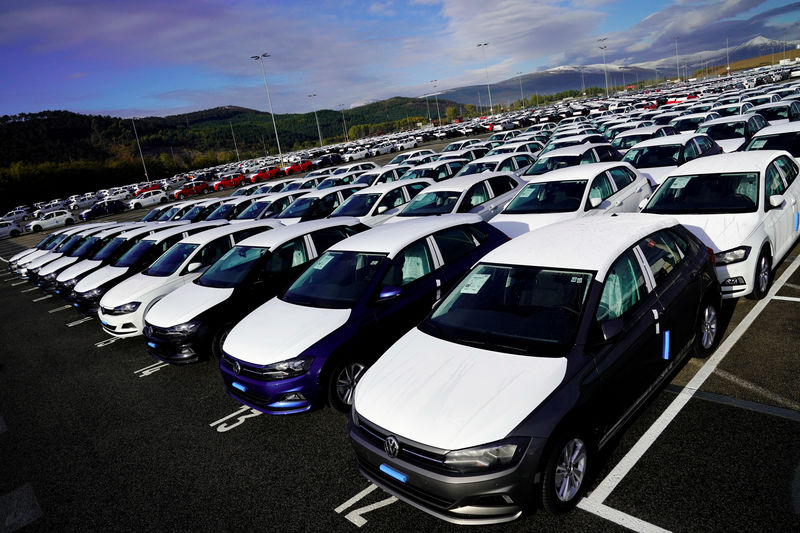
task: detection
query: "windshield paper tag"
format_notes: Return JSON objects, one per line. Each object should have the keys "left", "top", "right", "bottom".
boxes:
{"left": 312, "top": 254, "right": 334, "bottom": 270}
{"left": 670, "top": 177, "right": 690, "bottom": 189}
{"left": 571, "top": 276, "right": 583, "bottom": 283}
{"left": 460, "top": 273, "right": 490, "bottom": 294}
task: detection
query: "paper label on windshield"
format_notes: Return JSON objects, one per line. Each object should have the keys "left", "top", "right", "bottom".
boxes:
{"left": 518, "top": 187, "right": 536, "bottom": 198}
{"left": 312, "top": 254, "right": 334, "bottom": 270}
{"left": 460, "top": 273, "right": 490, "bottom": 294}
{"left": 670, "top": 177, "right": 690, "bottom": 189}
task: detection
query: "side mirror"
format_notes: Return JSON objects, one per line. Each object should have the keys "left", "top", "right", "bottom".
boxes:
{"left": 589, "top": 197, "right": 602, "bottom": 208}
{"left": 186, "top": 262, "right": 203, "bottom": 273}
{"left": 378, "top": 285, "right": 401, "bottom": 300}
{"left": 638, "top": 197, "right": 649, "bottom": 211}
{"left": 599, "top": 318, "right": 624, "bottom": 342}
{"left": 768, "top": 194, "right": 784, "bottom": 209}
{"left": 376, "top": 205, "right": 388, "bottom": 214}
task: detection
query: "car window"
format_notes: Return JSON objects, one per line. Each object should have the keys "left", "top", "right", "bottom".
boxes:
{"left": 310, "top": 227, "right": 350, "bottom": 252}
{"left": 233, "top": 227, "right": 269, "bottom": 243}
{"left": 587, "top": 174, "right": 614, "bottom": 206}
{"left": 608, "top": 167, "right": 633, "bottom": 189}
{"left": 376, "top": 188, "right": 406, "bottom": 212}
{"left": 432, "top": 226, "right": 478, "bottom": 264}
{"left": 198, "top": 236, "right": 233, "bottom": 267}
{"left": 265, "top": 238, "right": 308, "bottom": 272}
{"left": 638, "top": 230, "right": 683, "bottom": 285}
{"left": 596, "top": 249, "right": 647, "bottom": 322}
{"left": 498, "top": 158, "right": 516, "bottom": 171}
{"left": 381, "top": 240, "right": 434, "bottom": 287}
{"left": 579, "top": 150, "right": 598, "bottom": 164}
{"left": 695, "top": 136, "right": 712, "bottom": 153}
{"left": 404, "top": 183, "right": 428, "bottom": 200}
{"left": 487, "top": 175, "right": 516, "bottom": 197}
{"left": 683, "top": 140, "right": 700, "bottom": 161}
{"left": 765, "top": 162, "right": 786, "bottom": 196}
{"left": 457, "top": 182, "right": 490, "bottom": 212}
{"left": 774, "top": 155, "right": 798, "bottom": 185}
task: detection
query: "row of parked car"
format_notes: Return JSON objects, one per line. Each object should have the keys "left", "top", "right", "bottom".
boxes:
{"left": 5, "top": 72, "right": 800, "bottom": 526}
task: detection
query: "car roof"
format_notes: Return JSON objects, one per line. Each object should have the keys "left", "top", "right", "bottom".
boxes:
{"left": 526, "top": 161, "right": 638, "bottom": 182}
{"left": 749, "top": 101, "right": 794, "bottom": 111}
{"left": 142, "top": 221, "right": 225, "bottom": 242}
{"left": 352, "top": 178, "right": 432, "bottom": 195}
{"left": 467, "top": 154, "right": 518, "bottom": 163}
{"left": 702, "top": 113, "right": 755, "bottom": 125}
{"left": 236, "top": 217, "right": 361, "bottom": 248}
{"left": 300, "top": 184, "right": 366, "bottom": 198}
{"left": 668, "top": 150, "right": 792, "bottom": 175}
{"left": 539, "top": 142, "right": 611, "bottom": 157}
{"left": 479, "top": 214, "right": 681, "bottom": 281}
{"left": 180, "top": 220, "right": 282, "bottom": 245}
{"left": 93, "top": 222, "right": 147, "bottom": 239}
{"left": 752, "top": 121, "right": 800, "bottom": 136}
{"left": 329, "top": 214, "right": 483, "bottom": 257}
{"left": 628, "top": 133, "right": 698, "bottom": 148}
{"left": 418, "top": 171, "right": 519, "bottom": 192}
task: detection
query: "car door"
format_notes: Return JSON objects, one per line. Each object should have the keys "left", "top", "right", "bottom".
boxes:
{"left": 588, "top": 247, "right": 662, "bottom": 439}
{"left": 456, "top": 181, "right": 492, "bottom": 219}
{"left": 764, "top": 158, "right": 796, "bottom": 260}
{"left": 584, "top": 172, "right": 615, "bottom": 212}
{"left": 607, "top": 166, "right": 647, "bottom": 212}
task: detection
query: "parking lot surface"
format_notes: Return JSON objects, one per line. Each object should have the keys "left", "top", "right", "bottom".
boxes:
{"left": 1, "top": 156, "right": 799, "bottom": 531}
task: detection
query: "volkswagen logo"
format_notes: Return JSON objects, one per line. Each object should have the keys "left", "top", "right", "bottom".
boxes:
{"left": 232, "top": 360, "right": 241, "bottom": 375}
{"left": 384, "top": 436, "right": 400, "bottom": 458}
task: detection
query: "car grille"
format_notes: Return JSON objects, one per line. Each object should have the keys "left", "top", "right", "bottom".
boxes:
{"left": 221, "top": 353, "right": 274, "bottom": 381}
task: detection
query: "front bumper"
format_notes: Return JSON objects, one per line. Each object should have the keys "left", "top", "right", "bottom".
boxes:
{"left": 68, "top": 291, "right": 102, "bottom": 315}
{"left": 715, "top": 260, "right": 754, "bottom": 299}
{"left": 97, "top": 308, "right": 143, "bottom": 337}
{"left": 143, "top": 324, "right": 204, "bottom": 364}
{"left": 218, "top": 353, "right": 321, "bottom": 415}
{"left": 348, "top": 414, "right": 537, "bottom": 525}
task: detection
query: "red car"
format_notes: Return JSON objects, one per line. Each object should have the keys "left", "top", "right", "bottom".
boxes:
{"left": 172, "top": 180, "right": 209, "bottom": 200}
{"left": 249, "top": 166, "right": 282, "bottom": 183}
{"left": 211, "top": 173, "right": 245, "bottom": 191}
{"left": 283, "top": 160, "right": 312, "bottom": 175}
{"left": 135, "top": 183, "right": 163, "bottom": 196}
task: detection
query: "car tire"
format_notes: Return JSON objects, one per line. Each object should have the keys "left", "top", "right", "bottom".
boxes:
{"left": 133, "top": 203, "right": 141, "bottom": 209}
{"left": 160, "top": 197, "right": 167, "bottom": 204}
{"left": 693, "top": 298, "right": 720, "bottom": 358}
{"left": 541, "top": 431, "right": 590, "bottom": 514}
{"left": 10, "top": 230, "right": 20, "bottom": 237}
{"left": 202, "top": 188, "right": 209, "bottom": 195}
{"left": 65, "top": 219, "right": 74, "bottom": 225}
{"left": 749, "top": 248, "right": 771, "bottom": 300}
{"left": 22, "top": 215, "right": 28, "bottom": 221}
{"left": 177, "top": 194, "right": 185, "bottom": 200}
{"left": 327, "top": 358, "right": 368, "bottom": 413}
{"left": 210, "top": 324, "right": 234, "bottom": 360}
{"left": 32, "top": 225, "right": 42, "bottom": 232}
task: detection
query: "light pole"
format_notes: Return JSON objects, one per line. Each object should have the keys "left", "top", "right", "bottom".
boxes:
{"left": 228, "top": 120, "right": 240, "bottom": 161}
{"left": 131, "top": 118, "right": 148, "bottom": 180}
{"left": 424, "top": 94, "right": 431, "bottom": 123}
{"left": 339, "top": 104, "right": 349, "bottom": 141}
{"left": 308, "top": 94, "right": 323, "bottom": 148}
{"left": 251, "top": 53, "right": 284, "bottom": 167}
{"left": 477, "top": 42, "right": 494, "bottom": 114}
{"left": 598, "top": 38, "right": 609, "bottom": 98}
{"left": 516, "top": 71, "right": 525, "bottom": 107}
{"left": 674, "top": 36, "right": 680, "bottom": 82}
{"left": 430, "top": 80, "right": 441, "bottom": 126}
{"left": 726, "top": 36, "right": 731, "bottom": 77}
{"left": 578, "top": 66, "right": 586, "bottom": 96}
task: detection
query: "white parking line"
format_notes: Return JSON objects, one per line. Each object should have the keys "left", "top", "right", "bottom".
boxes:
{"left": 94, "top": 337, "right": 119, "bottom": 348}
{"left": 48, "top": 305, "right": 72, "bottom": 314}
{"left": 577, "top": 500, "right": 670, "bottom": 533}
{"left": 334, "top": 484, "right": 378, "bottom": 513}
{"left": 10, "top": 280, "right": 27, "bottom": 286}
{"left": 32, "top": 294, "right": 52, "bottom": 302}
{"left": 66, "top": 317, "right": 93, "bottom": 328}
{"left": 713, "top": 368, "right": 800, "bottom": 411}
{"left": 772, "top": 295, "right": 800, "bottom": 303}
{"left": 20, "top": 287, "right": 39, "bottom": 293}
{"left": 581, "top": 254, "right": 800, "bottom": 529}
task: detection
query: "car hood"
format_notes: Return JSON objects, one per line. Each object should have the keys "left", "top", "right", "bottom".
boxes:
{"left": 490, "top": 212, "right": 577, "bottom": 238}
{"left": 10, "top": 248, "right": 39, "bottom": 263}
{"left": 664, "top": 212, "right": 760, "bottom": 252}
{"left": 223, "top": 298, "right": 350, "bottom": 365}
{"left": 146, "top": 283, "right": 234, "bottom": 327}
{"left": 354, "top": 328, "right": 568, "bottom": 450}
{"left": 716, "top": 138, "right": 745, "bottom": 153}
{"left": 57, "top": 259, "right": 102, "bottom": 282}
{"left": 39, "top": 255, "right": 79, "bottom": 276}
{"left": 766, "top": 119, "right": 789, "bottom": 127}
{"left": 277, "top": 217, "right": 302, "bottom": 225}
{"left": 17, "top": 249, "right": 50, "bottom": 265}
{"left": 100, "top": 272, "right": 180, "bottom": 308}
{"left": 26, "top": 251, "right": 63, "bottom": 269}
{"left": 640, "top": 166, "right": 675, "bottom": 186}
{"left": 75, "top": 265, "right": 129, "bottom": 293}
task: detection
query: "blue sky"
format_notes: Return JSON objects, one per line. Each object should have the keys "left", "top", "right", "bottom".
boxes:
{"left": 0, "top": 0, "right": 798, "bottom": 117}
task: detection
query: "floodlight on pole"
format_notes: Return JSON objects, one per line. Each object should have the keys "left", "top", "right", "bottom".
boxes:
{"left": 598, "top": 38, "right": 609, "bottom": 98}
{"left": 516, "top": 71, "right": 525, "bottom": 107}
{"left": 307, "top": 94, "right": 323, "bottom": 148}
{"left": 477, "top": 43, "right": 494, "bottom": 114}
{"left": 131, "top": 118, "right": 148, "bottom": 180}
{"left": 228, "top": 120, "right": 240, "bottom": 161}
{"left": 674, "top": 37, "right": 680, "bottom": 82}
{"left": 430, "top": 80, "right": 441, "bottom": 126}
{"left": 251, "top": 53, "right": 284, "bottom": 167}
{"left": 339, "top": 104, "right": 349, "bottom": 141}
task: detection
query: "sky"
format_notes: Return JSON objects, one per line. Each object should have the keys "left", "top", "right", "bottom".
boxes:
{"left": 1, "top": 0, "right": 798, "bottom": 118}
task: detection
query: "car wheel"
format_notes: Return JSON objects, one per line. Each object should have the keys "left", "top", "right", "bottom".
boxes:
{"left": 210, "top": 324, "right": 233, "bottom": 360}
{"left": 202, "top": 188, "right": 209, "bottom": 195}
{"left": 693, "top": 299, "right": 720, "bottom": 358}
{"left": 541, "top": 432, "right": 589, "bottom": 514}
{"left": 177, "top": 193, "right": 185, "bottom": 200}
{"left": 327, "top": 358, "right": 368, "bottom": 413}
{"left": 10, "top": 230, "right": 20, "bottom": 237}
{"left": 134, "top": 203, "right": 141, "bottom": 209}
{"left": 65, "top": 218, "right": 74, "bottom": 225}
{"left": 160, "top": 197, "right": 167, "bottom": 204}
{"left": 32, "top": 225, "right": 42, "bottom": 232}
{"left": 22, "top": 215, "right": 28, "bottom": 221}
{"left": 749, "top": 248, "right": 771, "bottom": 300}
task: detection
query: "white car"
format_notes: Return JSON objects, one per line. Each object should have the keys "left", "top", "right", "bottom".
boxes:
{"left": 695, "top": 114, "right": 769, "bottom": 153}
{"left": 329, "top": 179, "right": 433, "bottom": 227}
{"left": 14, "top": 225, "right": 96, "bottom": 273}
{"left": 0, "top": 220, "right": 23, "bottom": 238}
{"left": 275, "top": 185, "right": 365, "bottom": 225}
{"left": 1, "top": 208, "right": 30, "bottom": 222}
{"left": 127, "top": 190, "right": 168, "bottom": 210}
{"left": 98, "top": 221, "right": 275, "bottom": 337}
{"left": 24, "top": 209, "right": 76, "bottom": 233}
{"left": 369, "top": 142, "right": 394, "bottom": 156}
{"left": 67, "top": 193, "right": 98, "bottom": 211}
{"left": 743, "top": 122, "right": 800, "bottom": 159}
{"left": 102, "top": 188, "right": 132, "bottom": 201}
{"left": 490, "top": 162, "right": 653, "bottom": 238}
{"left": 343, "top": 147, "right": 370, "bottom": 162}
{"left": 642, "top": 150, "right": 800, "bottom": 299}
{"left": 393, "top": 138, "right": 418, "bottom": 151}
{"left": 384, "top": 149, "right": 435, "bottom": 168}
{"left": 389, "top": 172, "right": 524, "bottom": 222}
{"left": 621, "top": 133, "right": 722, "bottom": 185}
{"left": 455, "top": 153, "right": 536, "bottom": 177}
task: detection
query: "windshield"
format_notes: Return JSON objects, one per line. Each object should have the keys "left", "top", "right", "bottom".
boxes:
{"left": 92, "top": 237, "right": 125, "bottom": 261}
{"left": 643, "top": 173, "right": 759, "bottom": 214}
{"left": 196, "top": 245, "right": 269, "bottom": 288}
{"left": 388, "top": 154, "right": 410, "bottom": 165}
{"left": 70, "top": 236, "right": 100, "bottom": 257}
{"left": 671, "top": 117, "right": 704, "bottom": 131}
{"left": 156, "top": 206, "right": 181, "bottom": 221}
{"left": 399, "top": 168, "right": 433, "bottom": 180}
{"left": 205, "top": 204, "right": 235, "bottom": 220}
{"left": 283, "top": 251, "right": 387, "bottom": 309}
{"left": 114, "top": 239, "right": 156, "bottom": 267}
{"left": 317, "top": 178, "right": 340, "bottom": 189}
{"left": 420, "top": 264, "right": 593, "bottom": 355}
{"left": 331, "top": 193, "right": 380, "bottom": 217}
{"left": 622, "top": 144, "right": 681, "bottom": 168}
{"left": 612, "top": 134, "right": 649, "bottom": 150}
{"left": 745, "top": 132, "right": 800, "bottom": 156}
{"left": 441, "top": 143, "right": 461, "bottom": 152}
{"left": 140, "top": 209, "right": 162, "bottom": 222}
{"left": 460, "top": 162, "right": 496, "bottom": 176}
{"left": 697, "top": 122, "right": 745, "bottom": 140}
{"left": 179, "top": 205, "right": 205, "bottom": 220}
{"left": 755, "top": 107, "right": 788, "bottom": 122}
{"left": 354, "top": 173, "right": 378, "bottom": 185}
{"left": 145, "top": 242, "right": 198, "bottom": 277}
{"left": 277, "top": 197, "right": 315, "bottom": 219}
{"left": 398, "top": 191, "right": 460, "bottom": 216}
{"left": 56, "top": 234, "right": 84, "bottom": 252}
{"left": 236, "top": 200, "right": 271, "bottom": 220}
{"left": 43, "top": 234, "right": 70, "bottom": 250}
{"left": 503, "top": 180, "right": 587, "bottom": 214}
{"left": 525, "top": 155, "right": 581, "bottom": 175}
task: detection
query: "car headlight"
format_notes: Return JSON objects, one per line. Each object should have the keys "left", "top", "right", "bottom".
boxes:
{"left": 60, "top": 277, "right": 79, "bottom": 289}
{"left": 259, "top": 356, "right": 314, "bottom": 380}
{"left": 41, "top": 272, "right": 57, "bottom": 282}
{"left": 715, "top": 246, "right": 751, "bottom": 266}
{"left": 28, "top": 266, "right": 41, "bottom": 275}
{"left": 443, "top": 437, "right": 530, "bottom": 475}
{"left": 160, "top": 320, "right": 201, "bottom": 336}
{"left": 108, "top": 301, "right": 140, "bottom": 315}
{"left": 81, "top": 287, "right": 106, "bottom": 300}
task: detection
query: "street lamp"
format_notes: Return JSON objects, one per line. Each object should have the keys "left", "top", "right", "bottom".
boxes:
{"left": 339, "top": 104, "right": 349, "bottom": 141}
{"left": 251, "top": 53, "right": 284, "bottom": 167}
{"left": 674, "top": 36, "right": 680, "bottom": 82}
{"left": 516, "top": 71, "right": 525, "bottom": 107}
{"left": 476, "top": 42, "right": 494, "bottom": 114}
{"left": 308, "top": 94, "right": 323, "bottom": 148}
{"left": 430, "top": 80, "right": 441, "bottom": 126}
{"left": 130, "top": 118, "right": 148, "bottom": 180}
{"left": 598, "top": 38, "right": 609, "bottom": 98}
{"left": 229, "top": 120, "right": 240, "bottom": 161}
